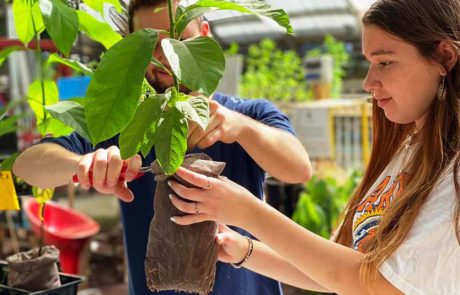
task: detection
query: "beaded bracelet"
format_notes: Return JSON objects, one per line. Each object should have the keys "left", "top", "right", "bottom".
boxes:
{"left": 231, "top": 236, "right": 254, "bottom": 269}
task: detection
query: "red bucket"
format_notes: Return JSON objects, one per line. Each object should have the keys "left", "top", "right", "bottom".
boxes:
{"left": 24, "top": 198, "right": 100, "bottom": 274}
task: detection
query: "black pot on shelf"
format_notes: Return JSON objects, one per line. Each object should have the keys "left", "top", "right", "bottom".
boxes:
{"left": 0, "top": 260, "right": 82, "bottom": 295}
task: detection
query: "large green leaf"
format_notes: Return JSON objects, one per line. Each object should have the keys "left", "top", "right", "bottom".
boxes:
{"left": 27, "top": 79, "right": 73, "bottom": 136}
{"left": 27, "top": 80, "right": 59, "bottom": 122}
{"left": 0, "top": 46, "right": 26, "bottom": 68}
{"left": 77, "top": 10, "right": 122, "bottom": 49}
{"left": 175, "top": 0, "right": 292, "bottom": 37}
{"left": 37, "top": 117, "right": 73, "bottom": 136}
{"left": 84, "top": 0, "right": 122, "bottom": 14}
{"left": 12, "top": 0, "right": 45, "bottom": 45}
{"left": 39, "top": 0, "right": 79, "bottom": 57}
{"left": 175, "top": 95, "right": 209, "bottom": 131}
{"left": 155, "top": 107, "right": 188, "bottom": 175}
{"left": 85, "top": 29, "right": 158, "bottom": 144}
{"left": 0, "top": 153, "right": 19, "bottom": 171}
{"left": 47, "top": 53, "right": 93, "bottom": 76}
{"left": 0, "top": 115, "right": 19, "bottom": 137}
{"left": 162, "top": 37, "right": 225, "bottom": 96}
{"left": 45, "top": 100, "right": 92, "bottom": 142}
{"left": 119, "top": 95, "right": 165, "bottom": 159}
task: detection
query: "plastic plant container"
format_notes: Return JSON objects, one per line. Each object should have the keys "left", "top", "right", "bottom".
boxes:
{"left": 0, "top": 261, "right": 82, "bottom": 295}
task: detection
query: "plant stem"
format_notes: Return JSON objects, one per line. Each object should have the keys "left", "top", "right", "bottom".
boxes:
{"left": 31, "top": 13, "right": 47, "bottom": 123}
{"left": 38, "top": 203, "right": 46, "bottom": 256}
{"left": 167, "top": 0, "right": 180, "bottom": 92}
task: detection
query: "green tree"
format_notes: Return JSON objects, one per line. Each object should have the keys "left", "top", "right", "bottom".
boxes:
{"left": 240, "top": 38, "right": 311, "bottom": 102}
{"left": 306, "top": 34, "right": 350, "bottom": 98}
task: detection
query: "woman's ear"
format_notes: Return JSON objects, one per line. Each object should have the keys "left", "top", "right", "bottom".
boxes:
{"left": 435, "top": 40, "right": 459, "bottom": 74}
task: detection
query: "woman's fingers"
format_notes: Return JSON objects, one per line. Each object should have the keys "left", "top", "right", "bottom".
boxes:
{"left": 168, "top": 180, "right": 206, "bottom": 202}
{"left": 175, "top": 167, "right": 218, "bottom": 189}
{"left": 170, "top": 213, "right": 207, "bottom": 225}
{"left": 218, "top": 224, "right": 234, "bottom": 234}
{"left": 169, "top": 194, "right": 201, "bottom": 214}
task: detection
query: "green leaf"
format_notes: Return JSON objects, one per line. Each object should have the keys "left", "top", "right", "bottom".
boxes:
{"left": 162, "top": 37, "right": 225, "bottom": 96}
{"left": 27, "top": 80, "right": 59, "bottom": 122}
{"left": 165, "top": 87, "right": 188, "bottom": 106}
{"left": 85, "top": 29, "right": 158, "bottom": 144}
{"left": 83, "top": 0, "right": 104, "bottom": 14}
{"left": 175, "top": 0, "right": 292, "bottom": 37}
{"left": 151, "top": 57, "right": 170, "bottom": 75}
{"left": 37, "top": 117, "right": 73, "bottom": 137}
{"left": 47, "top": 53, "right": 93, "bottom": 76}
{"left": 141, "top": 78, "right": 157, "bottom": 100}
{"left": 84, "top": 0, "right": 122, "bottom": 14}
{"left": 0, "top": 115, "right": 19, "bottom": 137}
{"left": 119, "top": 95, "right": 165, "bottom": 159}
{"left": 175, "top": 95, "right": 209, "bottom": 131}
{"left": 27, "top": 79, "right": 73, "bottom": 136}
{"left": 77, "top": 10, "right": 122, "bottom": 49}
{"left": 33, "top": 187, "right": 54, "bottom": 204}
{"left": 155, "top": 107, "right": 188, "bottom": 174}
{"left": 105, "top": 0, "right": 122, "bottom": 13}
{"left": 45, "top": 101, "right": 92, "bottom": 142}
{"left": 0, "top": 46, "right": 26, "bottom": 68}
{"left": 12, "top": 0, "right": 45, "bottom": 45}
{"left": 175, "top": 6, "right": 212, "bottom": 38}
{"left": 0, "top": 153, "right": 19, "bottom": 171}
{"left": 39, "top": 0, "right": 79, "bottom": 57}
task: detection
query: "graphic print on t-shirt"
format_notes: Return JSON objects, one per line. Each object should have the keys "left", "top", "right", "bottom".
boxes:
{"left": 352, "top": 173, "right": 408, "bottom": 252}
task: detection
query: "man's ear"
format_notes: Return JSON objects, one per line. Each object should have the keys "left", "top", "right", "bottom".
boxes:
{"left": 200, "top": 21, "right": 210, "bottom": 37}
{"left": 435, "top": 40, "right": 459, "bottom": 75}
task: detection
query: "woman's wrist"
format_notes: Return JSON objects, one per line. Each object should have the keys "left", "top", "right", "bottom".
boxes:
{"left": 230, "top": 236, "right": 253, "bottom": 269}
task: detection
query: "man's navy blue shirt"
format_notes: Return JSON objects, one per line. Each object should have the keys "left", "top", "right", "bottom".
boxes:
{"left": 42, "top": 93, "right": 294, "bottom": 295}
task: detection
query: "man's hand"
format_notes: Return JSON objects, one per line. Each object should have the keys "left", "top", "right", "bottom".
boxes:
{"left": 76, "top": 146, "right": 142, "bottom": 202}
{"left": 187, "top": 100, "right": 244, "bottom": 150}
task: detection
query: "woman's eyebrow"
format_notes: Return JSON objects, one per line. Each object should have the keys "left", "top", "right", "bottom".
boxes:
{"left": 370, "top": 49, "right": 395, "bottom": 56}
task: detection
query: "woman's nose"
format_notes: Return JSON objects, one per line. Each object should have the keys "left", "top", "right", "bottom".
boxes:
{"left": 362, "top": 67, "right": 380, "bottom": 93}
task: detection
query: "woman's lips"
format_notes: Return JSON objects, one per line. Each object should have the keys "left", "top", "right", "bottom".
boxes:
{"left": 376, "top": 97, "right": 391, "bottom": 107}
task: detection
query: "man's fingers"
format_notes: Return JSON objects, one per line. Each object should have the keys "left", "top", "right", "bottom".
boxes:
{"left": 196, "top": 128, "right": 221, "bottom": 149}
{"left": 92, "top": 149, "right": 109, "bottom": 190}
{"left": 77, "top": 152, "right": 94, "bottom": 188}
{"left": 114, "top": 182, "right": 134, "bottom": 202}
{"left": 209, "top": 100, "right": 220, "bottom": 114}
{"left": 106, "top": 146, "right": 123, "bottom": 187}
{"left": 125, "top": 154, "right": 142, "bottom": 181}
{"left": 188, "top": 114, "right": 220, "bottom": 149}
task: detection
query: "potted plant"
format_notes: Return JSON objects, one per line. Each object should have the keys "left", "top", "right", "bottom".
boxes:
{"left": 1, "top": 0, "right": 292, "bottom": 293}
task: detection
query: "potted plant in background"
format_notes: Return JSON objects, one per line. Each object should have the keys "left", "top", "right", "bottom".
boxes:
{"left": 286, "top": 165, "right": 361, "bottom": 295}
{"left": 0, "top": 0, "right": 292, "bottom": 293}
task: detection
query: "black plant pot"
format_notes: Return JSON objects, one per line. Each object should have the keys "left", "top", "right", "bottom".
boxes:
{"left": 0, "top": 261, "right": 81, "bottom": 295}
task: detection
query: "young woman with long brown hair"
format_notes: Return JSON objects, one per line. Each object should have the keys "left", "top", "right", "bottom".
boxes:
{"left": 166, "top": 0, "right": 460, "bottom": 293}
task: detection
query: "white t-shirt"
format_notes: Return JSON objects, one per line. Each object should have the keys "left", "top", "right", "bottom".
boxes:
{"left": 352, "top": 147, "right": 460, "bottom": 294}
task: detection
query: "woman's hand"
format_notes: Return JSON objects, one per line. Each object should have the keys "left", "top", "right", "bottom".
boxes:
{"left": 168, "top": 167, "right": 257, "bottom": 227}
{"left": 215, "top": 224, "right": 250, "bottom": 264}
